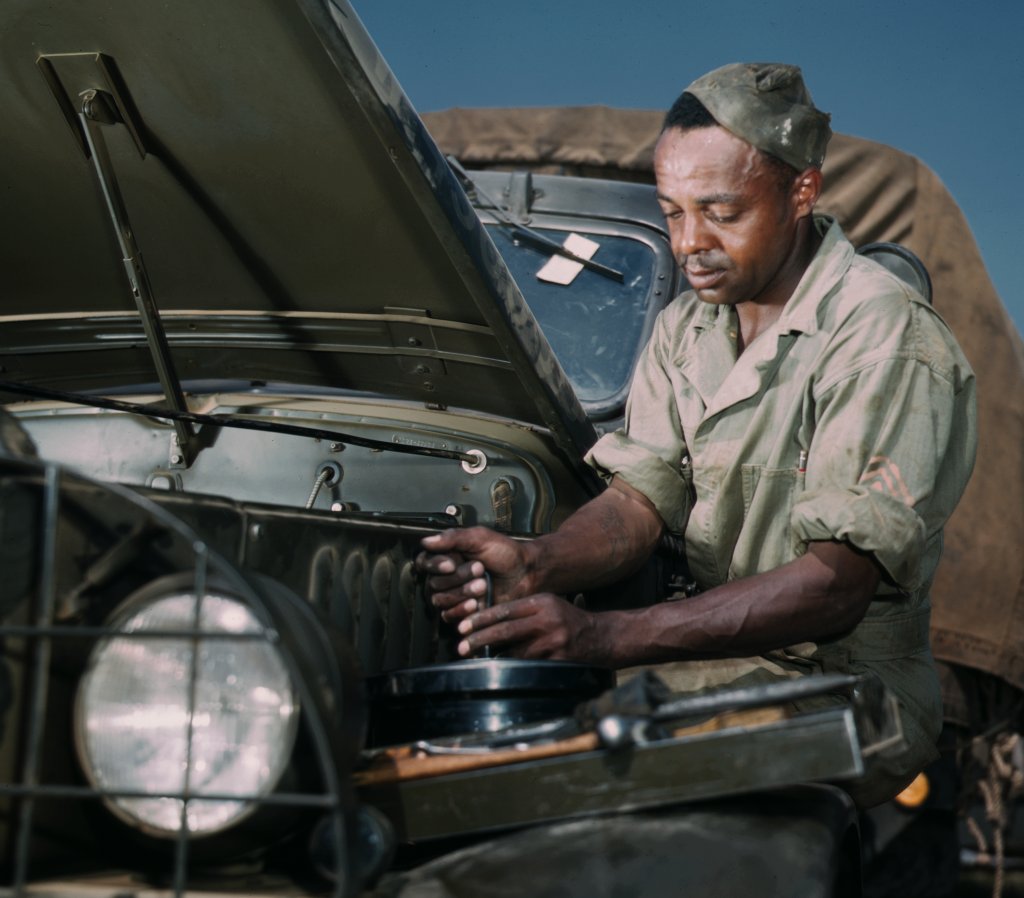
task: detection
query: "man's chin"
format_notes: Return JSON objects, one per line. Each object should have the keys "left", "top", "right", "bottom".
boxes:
{"left": 692, "top": 286, "right": 736, "bottom": 305}
{"left": 685, "top": 270, "right": 734, "bottom": 304}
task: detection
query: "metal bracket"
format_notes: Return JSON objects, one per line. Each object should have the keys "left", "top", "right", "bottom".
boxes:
{"left": 37, "top": 53, "right": 146, "bottom": 160}
{"left": 385, "top": 307, "right": 448, "bottom": 386}
{"left": 503, "top": 170, "right": 535, "bottom": 223}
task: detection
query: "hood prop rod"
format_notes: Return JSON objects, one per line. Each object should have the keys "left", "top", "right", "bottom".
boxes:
{"left": 78, "top": 88, "right": 198, "bottom": 468}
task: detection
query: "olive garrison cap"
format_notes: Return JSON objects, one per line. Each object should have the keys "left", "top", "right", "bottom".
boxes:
{"left": 684, "top": 62, "right": 832, "bottom": 170}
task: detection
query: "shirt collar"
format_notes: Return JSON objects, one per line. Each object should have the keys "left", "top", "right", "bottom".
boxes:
{"left": 774, "top": 215, "right": 853, "bottom": 337}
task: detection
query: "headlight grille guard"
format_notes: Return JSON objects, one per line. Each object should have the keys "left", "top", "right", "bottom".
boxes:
{"left": 0, "top": 457, "right": 365, "bottom": 898}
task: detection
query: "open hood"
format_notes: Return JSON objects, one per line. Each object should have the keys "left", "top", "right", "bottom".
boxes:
{"left": 0, "top": 0, "right": 595, "bottom": 462}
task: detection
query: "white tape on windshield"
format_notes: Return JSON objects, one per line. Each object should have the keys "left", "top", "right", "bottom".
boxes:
{"left": 536, "top": 233, "right": 600, "bottom": 285}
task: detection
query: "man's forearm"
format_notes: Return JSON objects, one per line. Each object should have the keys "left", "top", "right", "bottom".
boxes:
{"left": 524, "top": 477, "right": 665, "bottom": 597}
{"left": 593, "top": 541, "right": 880, "bottom": 668}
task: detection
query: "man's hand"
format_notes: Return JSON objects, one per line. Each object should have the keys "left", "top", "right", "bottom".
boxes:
{"left": 416, "top": 476, "right": 664, "bottom": 625}
{"left": 415, "top": 527, "right": 535, "bottom": 623}
{"left": 454, "top": 593, "right": 611, "bottom": 664}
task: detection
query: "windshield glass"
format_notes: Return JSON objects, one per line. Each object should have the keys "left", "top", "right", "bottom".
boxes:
{"left": 487, "top": 225, "right": 656, "bottom": 406}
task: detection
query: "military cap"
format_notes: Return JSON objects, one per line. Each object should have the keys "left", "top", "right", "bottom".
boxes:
{"left": 684, "top": 62, "right": 832, "bottom": 170}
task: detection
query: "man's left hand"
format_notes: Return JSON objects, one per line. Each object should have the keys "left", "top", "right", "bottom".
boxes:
{"left": 455, "top": 593, "right": 611, "bottom": 664}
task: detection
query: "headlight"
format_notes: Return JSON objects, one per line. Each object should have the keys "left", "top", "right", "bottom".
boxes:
{"left": 74, "top": 589, "right": 299, "bottom": 838}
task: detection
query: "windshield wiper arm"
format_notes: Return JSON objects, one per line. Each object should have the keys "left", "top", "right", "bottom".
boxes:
{"left": 448, "top": 157, "right": 624, "bottom": 283}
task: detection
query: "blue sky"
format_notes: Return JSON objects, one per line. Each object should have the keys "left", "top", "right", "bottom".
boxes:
{"left": 352, "top": 0, "right": 1023, "bottom": 336}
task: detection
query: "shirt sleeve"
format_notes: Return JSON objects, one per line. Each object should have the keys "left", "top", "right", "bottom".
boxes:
{"left": 585, "top": 309, "right": 692, "bottom": 532}
{"left": 791, "top": 328, "right": 977, "bottom": 591}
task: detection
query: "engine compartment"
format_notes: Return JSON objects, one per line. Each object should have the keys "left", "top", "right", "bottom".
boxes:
{"left": 14, "top": 391, "right": 593, "bottom": 538}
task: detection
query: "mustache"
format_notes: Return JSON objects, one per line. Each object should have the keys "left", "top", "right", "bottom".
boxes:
{"left": 680, "top": 252, "right": 732, "bottom": 271}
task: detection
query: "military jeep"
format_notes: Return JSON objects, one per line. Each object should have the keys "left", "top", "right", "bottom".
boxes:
{"left": 0, "top": 2, "right": 926, "bottom": 896}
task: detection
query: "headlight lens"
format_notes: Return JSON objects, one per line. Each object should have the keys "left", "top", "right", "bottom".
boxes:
{"left": 74, "top": 590, "right": 299, "bottom": 838}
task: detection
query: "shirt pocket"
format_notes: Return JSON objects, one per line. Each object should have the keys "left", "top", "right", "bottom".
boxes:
{"left": 737, "top": 465, "right": 804, "bottom": 572}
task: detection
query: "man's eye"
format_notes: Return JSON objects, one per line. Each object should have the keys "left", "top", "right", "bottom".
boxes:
{"left": 708, "top": 211, "right": 739, "bottom": 224}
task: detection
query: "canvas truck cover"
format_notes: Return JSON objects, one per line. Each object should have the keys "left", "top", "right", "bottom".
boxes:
{"left": 423, "top": 105, "right": 1024, "bottom": 692}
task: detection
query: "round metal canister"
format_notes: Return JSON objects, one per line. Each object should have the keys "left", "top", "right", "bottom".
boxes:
{"left": 365, "top": 658, "right": 615, "bottom": 747}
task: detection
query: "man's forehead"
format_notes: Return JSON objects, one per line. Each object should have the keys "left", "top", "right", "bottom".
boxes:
{"left": 654, "top": 126, "right": 769, "bottom": 196}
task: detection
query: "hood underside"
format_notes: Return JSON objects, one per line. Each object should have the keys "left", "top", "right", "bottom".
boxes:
{"left": 0, "top": 0, "right": 594, "bottom": 463}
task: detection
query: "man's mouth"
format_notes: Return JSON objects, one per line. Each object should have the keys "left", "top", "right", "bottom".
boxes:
{"left": 684, "top": 266, "right": 727, "bottom": 290}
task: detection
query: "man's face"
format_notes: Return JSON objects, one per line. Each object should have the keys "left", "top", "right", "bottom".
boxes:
{"left": 654, "top": 125, "right": 812, "bottom": 309}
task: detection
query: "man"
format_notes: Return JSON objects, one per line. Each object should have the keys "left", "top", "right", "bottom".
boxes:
{"left": 417, "top": 62, "right": 977, "bottom": 805}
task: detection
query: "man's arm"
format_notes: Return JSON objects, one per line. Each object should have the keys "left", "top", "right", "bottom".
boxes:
{"left": 416, "top": 476, "right": 664, "bottom": 622}
{"left": 453, "top": 540, "right": 880, "bottom": 665}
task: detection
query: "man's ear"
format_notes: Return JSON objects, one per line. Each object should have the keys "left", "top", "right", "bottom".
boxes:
{"left": 792, "top": 167, "right": 823, "bottom": 218}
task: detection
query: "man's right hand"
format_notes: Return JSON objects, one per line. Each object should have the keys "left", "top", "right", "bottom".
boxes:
{"left": 417, "top": 477, "right": 664, "bottom": 626}
{"left": 416, "top": 527, "right": 535, "bottom": 623}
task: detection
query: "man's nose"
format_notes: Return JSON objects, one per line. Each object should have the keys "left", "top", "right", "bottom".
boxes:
{"left": 673, "top": 214, "right": 712, "bottom": 257}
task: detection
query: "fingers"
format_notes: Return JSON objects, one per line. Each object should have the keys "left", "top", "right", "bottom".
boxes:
{"left": 416, "top": 558, "right": 489, "bottom": 623}
{"left": 455, "top": 595, "right": 573, "bottom": 660}
{"left": 419, "top": 526, "right": 495, "bottom": 556}
{"left": 413, "top": 550, "right": 459, "bottom": 577}
{"left": 414, "top": 547, "right": 477, "bottom": 578}
{"left": 419, "top": 530, "right": 460, "bottom": 552}
{"left": 416, "top": 526, "right": 531, "bottom": 627}
{"left": 415, "top": 528, "right": 492, "bottom": 582}
{"left": 439, "top": 596, "right": 480, "bottom": 624}
{"left": 421, "top": 559, "right": 486, "bottom": 594}
{"left": 455, "top": 601, "right": 532, "bottom": 658}
{"left": 415, "top": 528, "right": 498, "bottom": 596}
{"left": 417, "top": 528, "right": 523, "bottom": 583}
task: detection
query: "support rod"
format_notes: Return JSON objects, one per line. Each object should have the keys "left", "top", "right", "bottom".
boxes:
{"left": 78, "top": 88, "right": 198, "bottom": 466}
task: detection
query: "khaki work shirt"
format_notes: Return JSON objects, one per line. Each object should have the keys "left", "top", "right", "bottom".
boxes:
{"left": 587, "top": 217, "right": 977, "bottom": 798}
